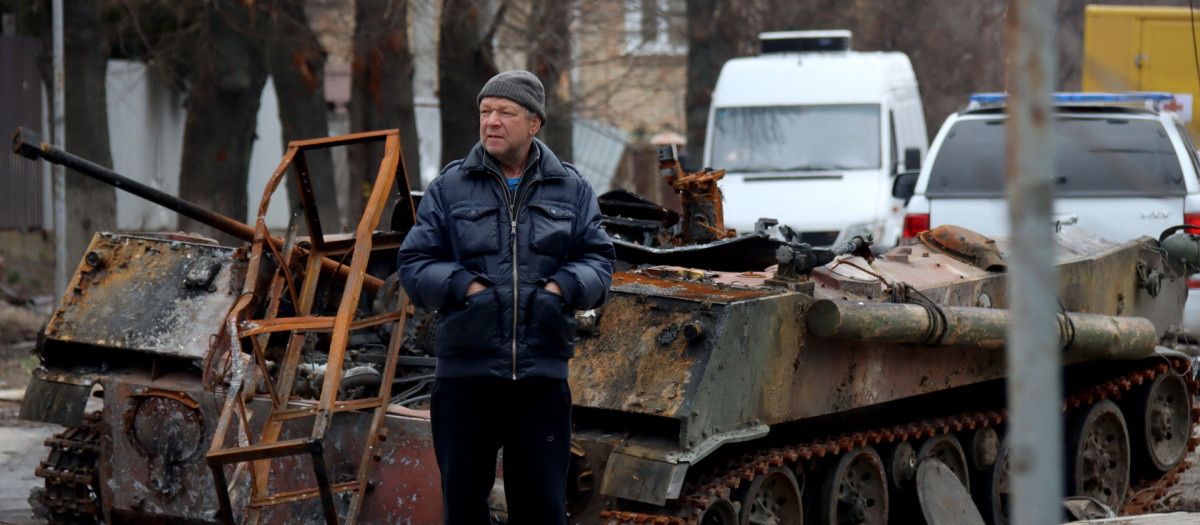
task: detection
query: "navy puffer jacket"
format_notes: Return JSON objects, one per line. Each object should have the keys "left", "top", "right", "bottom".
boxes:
{"left": 397, "top": 139, "right": 615, "bottom": 380}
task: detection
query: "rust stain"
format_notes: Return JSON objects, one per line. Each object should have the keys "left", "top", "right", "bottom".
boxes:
{"left": 1031, "top": 103, "right": 1047, "bottom": 126}
{"left": 610, "top": 271, "right": 777, "bottom": 303}
{"left": 48, "top": 235, "right": 241, "bottom": 359}
{"left": 369, "top": 50, "right": 384, "bottom": 110}
{"left": 571, "top": 296, "right": 700, "bottom": 416}
{"left": 759, "top": 298, "right": 808, "bottom": 419}
{"left": 290, "top": 51, "right": 318, "bottom": 90}
{"left": 131, "top": 389, "right": 200, "bottom": 410}
{"left": 918, "top": 225, "right": 1006, "bottom": 271}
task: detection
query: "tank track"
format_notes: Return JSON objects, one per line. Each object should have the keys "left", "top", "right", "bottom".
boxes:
{"left": 33, "top": 411, "right": 105, "bottom": 525}
{"left": 600, "top": 360, "right": 1200, "bottom": 524}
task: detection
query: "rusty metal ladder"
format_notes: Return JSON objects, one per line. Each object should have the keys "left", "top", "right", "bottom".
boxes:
{"left": 204, "top": 131, "right": 412, "bottom": 525}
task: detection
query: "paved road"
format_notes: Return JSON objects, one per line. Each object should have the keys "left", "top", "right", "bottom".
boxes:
{"left": 0, "top": 388, "right": 102, "bottom": 525}
{"left": 0, "top": 399, "right": 55, "bottom": 525}
{"left": 2, "top": 388, "right": 1200, "bottom": 525}
{"left": 1157, "top": 426, "right": 1200, "bottom": 513}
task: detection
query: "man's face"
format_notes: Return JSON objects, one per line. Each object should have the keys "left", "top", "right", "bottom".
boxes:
{"left": 479, "top": 96, "right": 541, "bottom": 160}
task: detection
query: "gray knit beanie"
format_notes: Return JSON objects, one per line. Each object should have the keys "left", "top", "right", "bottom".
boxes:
{"left": 477, "top": 70, "right": 547, "bottom": 124}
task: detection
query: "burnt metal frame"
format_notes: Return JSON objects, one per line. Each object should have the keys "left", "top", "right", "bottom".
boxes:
{"left": 205, "top": 130, "right": 414, "bottom": 525}
{"left": 657, "top": 144, "right": 734, "bottom": 245}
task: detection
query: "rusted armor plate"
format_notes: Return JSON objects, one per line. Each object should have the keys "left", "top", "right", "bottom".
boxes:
{"left": 44, "top": 233, "right": 246, "bottom": 360}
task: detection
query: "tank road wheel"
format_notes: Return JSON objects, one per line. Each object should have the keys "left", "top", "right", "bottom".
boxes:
{"left": 1068, "top": 399, "right": 1130, "bottom": 511}
{"left": 739, "top": 467, "right": 803, "bottom": 525}
{"left": 699, "top": 497, "right": 740, "bottom": 525}
{"left": 821, "top": 447, "right": 888, "bottom": 525}
{"left": 917, "top": 434, "right": 970, "bottom": 491}
{"left": 883, "top": 441, "right": 917, "bottom": 490}
{"left": 977, "top": 438, "right": 1011, "bottom": 525}
{"left": 1129, "top": 370, "right": 1192, "bottom": 475}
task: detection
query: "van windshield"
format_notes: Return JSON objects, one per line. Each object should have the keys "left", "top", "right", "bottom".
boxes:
{"left": 925, "top": 117, "right": 1186, "bottom": 198}
{"left": 709, "top": 105, "right": 882, "bottom": 172}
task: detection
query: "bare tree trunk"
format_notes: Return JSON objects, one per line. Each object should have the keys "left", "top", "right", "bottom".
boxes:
{"left": 766, "top": 0, "right": 1007, "bottom": 140}
{"left": 178, "top": 0, "right": 269, "bottom": 243}
{"left": 38, "top": 0, "right": 116, "bottom": 266}
{"left": 439, "top": 0, "right": 499, "bottom": 164}
{"left": 761, "top": 0, "right": 847, "bottom": 33}
{"left": 266, "top": 0, "right": 341, "bottom": 229}
{"left": 527, "top": 0, "right": 573, "bottom": 161}
{"left": 347, "top": 0, "right": 420, "bottom": 229}
{"left": 685, "top": 0, "right": 753, "bottom": 157}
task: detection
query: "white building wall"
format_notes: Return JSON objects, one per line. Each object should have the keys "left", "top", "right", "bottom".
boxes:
{"left": 246, "top": 77, "right": 290, "bottom": 229}
{"left": 106, "top": 60, "right": 184, "bottom": 230}
{"left": 102, "top": 57, "right": 619, "bottom": 232}
{"left": 412, "top": 0, "right": 442, "bottom": 187}
{"left": 105, "top": 60, "right": 290, "bottom": 232}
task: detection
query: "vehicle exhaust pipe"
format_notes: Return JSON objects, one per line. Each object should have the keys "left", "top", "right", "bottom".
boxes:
{"left": 806, "top": 299, "right": 1158, "bottom": 361}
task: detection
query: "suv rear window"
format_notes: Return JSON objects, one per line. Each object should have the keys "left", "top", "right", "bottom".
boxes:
{"left": 925, "top": 116, "right": 1186, "bottom": 198}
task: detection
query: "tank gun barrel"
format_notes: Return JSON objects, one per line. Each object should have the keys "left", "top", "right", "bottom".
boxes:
{"left": 807, "top": 299, "right": 1159, "bottom": 361}
{"left": 14, "top": 127, "right": 256, "bottom": 241}
{"left": 12, "top": 127, "right": 382, "bottom": 291}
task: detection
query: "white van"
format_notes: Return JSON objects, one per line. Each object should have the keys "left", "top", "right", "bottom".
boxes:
{"left": 704, "top": 30, "right": 928, "bottom": 250}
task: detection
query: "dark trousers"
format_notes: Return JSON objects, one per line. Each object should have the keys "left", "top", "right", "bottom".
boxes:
{"left": 431, "top": 376, "right": 572, "bottom": 525}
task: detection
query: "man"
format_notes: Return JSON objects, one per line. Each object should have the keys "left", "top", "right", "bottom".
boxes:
{"left": 397, "top": 70, "right": 615, "bottom": 524}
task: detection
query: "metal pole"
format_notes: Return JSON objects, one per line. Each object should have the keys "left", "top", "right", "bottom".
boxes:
{"left": 51, "top": 0, "right": 66, "bottom": 299}
{"left": 1006, "top": 0, "right": 1061, "bottom": 523}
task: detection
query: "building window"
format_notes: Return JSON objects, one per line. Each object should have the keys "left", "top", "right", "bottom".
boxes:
{"left": 624, "top": 0, "right": 686, "bottom": 56}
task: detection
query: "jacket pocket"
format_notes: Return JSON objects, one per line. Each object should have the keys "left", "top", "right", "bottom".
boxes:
{"left": 450, "top": 203, "right": 501, "bottom": 258}
{"left": 527, "top": 287, "right": 575, "bottom": 358}
{"left": 435, "top": 287, "right": 502, "bottom": 356}
{"left": 528, "top": 201, "right": 575, "bottom": 258}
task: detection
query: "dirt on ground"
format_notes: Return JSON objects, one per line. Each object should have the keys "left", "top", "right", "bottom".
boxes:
{"left": 0, "top": 248, "right": 69, "bottom": 525}
{"left": 0, "top": 250, "right": 55, "bottom": 391}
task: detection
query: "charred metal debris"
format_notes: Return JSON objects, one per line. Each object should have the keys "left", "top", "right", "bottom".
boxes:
{"left": 13, "top": 126, "right": 1200, "bottom": 525}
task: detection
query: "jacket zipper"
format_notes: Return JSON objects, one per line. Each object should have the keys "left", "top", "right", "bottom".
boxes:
{"left": 491, "top": 170, "right": 540, "bottom": 380}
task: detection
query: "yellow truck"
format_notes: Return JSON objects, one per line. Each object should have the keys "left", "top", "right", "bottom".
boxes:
{"left": 1083, "top": 5, "right": 1200, "bottom": 144}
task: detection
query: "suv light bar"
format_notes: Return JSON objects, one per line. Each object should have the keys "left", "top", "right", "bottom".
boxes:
{"left": 967, "top": 92, "right": 1176, "bottom": 110}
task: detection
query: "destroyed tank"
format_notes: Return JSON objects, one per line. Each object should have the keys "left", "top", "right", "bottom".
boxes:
{"left": 12, "top": 130, "right": 1200, "bottom": 525}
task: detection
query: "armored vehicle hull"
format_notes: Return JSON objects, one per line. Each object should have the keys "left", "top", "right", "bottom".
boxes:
{"left": 582, "top": 226, "right": 1197, "bottom": 525}
{"left": 14, "top": 129, "right": 1199, "bottom": 525}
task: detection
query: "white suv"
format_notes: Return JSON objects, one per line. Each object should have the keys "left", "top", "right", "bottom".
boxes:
{"left": 897, "top": 92, "right": 1200, "bottom": 334}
